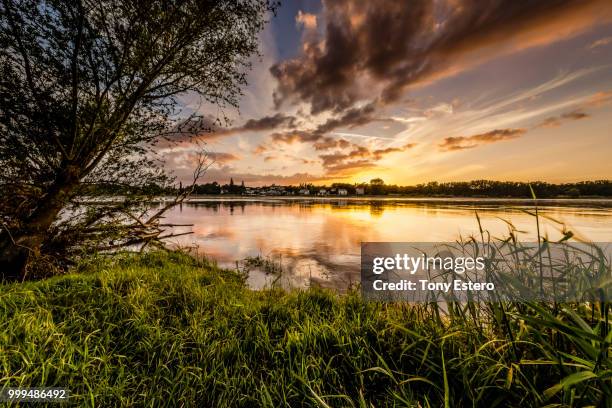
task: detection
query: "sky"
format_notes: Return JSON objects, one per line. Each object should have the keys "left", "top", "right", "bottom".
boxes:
{"left": 163, "top": 0, "right": 612, "bottom": 186}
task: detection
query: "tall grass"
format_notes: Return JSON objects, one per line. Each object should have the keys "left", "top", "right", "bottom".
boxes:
{"left": 0, "top": 234, "right": 610, "bottom": 406}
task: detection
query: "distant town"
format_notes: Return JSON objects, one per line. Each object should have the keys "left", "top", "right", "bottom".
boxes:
{"left": 187, "top": 179, "right": 612, "bottom": 198}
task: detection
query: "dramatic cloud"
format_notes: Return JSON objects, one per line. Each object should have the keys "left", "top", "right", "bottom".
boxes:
{"left": 439, "top": 129, "right": 526, "bottom": 151}
{"left": 320, "top": 143, "right": 416, "bottom": 174}
{"left": 233, "top": 113, "right": 296, "bottom": 133}
{"left": 271, "top": 0, "right": 612, "bottom": 114}
{"left": 165, "top": 113, "right": 298, "bottom": 147}
{"left": 268, "top": 102, "right": 390, "bottom": 149}
{"left": 206, "top": 113, "right": 296, "bottom": 139}
{"left": 535, "top": 110, "right": 590, "bottom": 128}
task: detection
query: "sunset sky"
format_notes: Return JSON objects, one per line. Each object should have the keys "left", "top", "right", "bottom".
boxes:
{"left": 164, "top": 0, "right": 612, "bottom": 186}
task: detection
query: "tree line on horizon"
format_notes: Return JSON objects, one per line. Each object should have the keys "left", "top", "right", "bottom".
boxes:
{"left": 87, "top": 179, "right": 612, "bottom": 198}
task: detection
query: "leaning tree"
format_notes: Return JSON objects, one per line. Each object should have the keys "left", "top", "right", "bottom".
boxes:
{"left": 0, "top": 0, "right": 276, "bottom": 280}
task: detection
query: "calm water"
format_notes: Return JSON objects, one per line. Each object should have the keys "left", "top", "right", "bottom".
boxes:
{"left": 165, "top": 198, "right": 612, "bottom": 290}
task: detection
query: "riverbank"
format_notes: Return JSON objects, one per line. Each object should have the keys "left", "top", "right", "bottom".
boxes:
{"left": 184, "top": 195, "right": 612, "bottom": 207}
{"left": 83, "top": 195, "right": 612, "bottom": 208}
{"left": 1, "top": 251, "right": 609, "bottom": 407}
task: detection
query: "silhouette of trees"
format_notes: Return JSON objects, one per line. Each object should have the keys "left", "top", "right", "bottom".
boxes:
{"left": 0, "top": 0, "right": 276, "bottom": 279}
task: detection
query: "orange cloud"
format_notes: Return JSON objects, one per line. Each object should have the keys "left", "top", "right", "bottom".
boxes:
{"left": 439, "top": 128, "right": 526, "bottom": 151}
{"left": 296, "top": 10, "right": 317, "bottom": 30}
{"left": 535, "top": 110, "right": 590, "bottom": 128}
{"left": 320, "top": 142, "right": 416, "bottom": 175}
{"left": 585, "top": 90, "right": 612, "bottom": 107}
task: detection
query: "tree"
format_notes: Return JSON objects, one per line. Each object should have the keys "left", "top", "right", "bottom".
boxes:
{"left": 370, "top": 178, "right": 385, "bottom": 195}
{"left": 0, "top": 0, "right": 276, "bottom": 280}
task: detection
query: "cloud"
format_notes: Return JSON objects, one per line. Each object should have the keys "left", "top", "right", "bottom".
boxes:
{"left": 589, "top": 36, "right": 612, "bottom": 49}
{"left": 324, "top": 160, "right": 376, "bottom": 174}
{"left": 268, "top": 101, "right": 391, "bottom": 149}
{"left": 165, "top": 113, "right": 298, "bottom": 147}
{"left": 439, "top": 128, "right": 526, "bottom": 151}
{"left": 296, "top": 11, "right": 317, "bottom": 30}
{"left": 252, "top": 144, "right": 269, "bottom": 154}
{"left": 234, "top": 113, "right": 297, "bottom": 132}
{"left": 313, "top": 137, "right": 352, "bottom": 150}
{"left": 207, "top": 152, "right": 240, "bottom": 164}
{"left": 270, "top": 0, "right": 612, "bottom": 114}
{"left": 207, "top": 113, "right": 296, "bottom": 139}
{"left": 270, "top": 130, "right": 322, "bottom": 144}
{"left": 535, "top": 110, "right": 590, "bottom": 128}
{"left": 320, "top": 142, "right": 416, "bottom": 174}
{"left": 584, "top": 90, "right": 612, "bottom": 107}
{"left": 315, "top": 102, "right": 381, "bottom": 133}
{"left": 162, "top": 147, "right": 239, "bottom": 171}
{"left": 532, "top": 89, "right": 612, "bottom": 128}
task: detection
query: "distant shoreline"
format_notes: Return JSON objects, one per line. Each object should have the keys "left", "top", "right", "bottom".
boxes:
{"left": 183, "top": 195, "right": 612, "bottom": 207}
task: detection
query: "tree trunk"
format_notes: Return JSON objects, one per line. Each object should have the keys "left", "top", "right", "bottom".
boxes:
{"left": 0, "top": 165, "right": 80, "bottom": 281}
{"left": 0, "top": 236, "right": 29, "bottom": 281}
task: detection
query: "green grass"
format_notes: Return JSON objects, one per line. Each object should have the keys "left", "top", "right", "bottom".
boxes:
{"left": 0, "top": 250, "right": 610, "bottom": 407}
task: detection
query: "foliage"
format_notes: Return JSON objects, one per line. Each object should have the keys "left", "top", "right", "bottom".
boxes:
{"left": 0, "top": 0, "right": 276, "bottom": 278}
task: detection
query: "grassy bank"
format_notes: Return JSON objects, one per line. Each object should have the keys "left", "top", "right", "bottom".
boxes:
{"left": 0, "top": 251, "right": 610, "bottom": 407}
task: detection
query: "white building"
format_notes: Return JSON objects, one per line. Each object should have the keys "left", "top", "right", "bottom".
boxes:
{"left": 338, "top": 189, "right": 348, "bottom": 196}
{"left": 355, "top": 187, "right": 365, "bottom": 195}
{"left": 298, "top": 188, "right": 310, "bottom": 195}
{"left": 317, "top": 189, "right": 327, "bottom": 196}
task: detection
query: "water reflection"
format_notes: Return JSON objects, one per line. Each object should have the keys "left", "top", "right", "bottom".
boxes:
{"left": 164, "top": 199, "right": 612, "bottom": 290}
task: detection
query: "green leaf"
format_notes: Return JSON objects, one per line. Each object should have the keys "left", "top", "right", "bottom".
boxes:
{"left": 543, "top": 371, "right": 597, "bottom": 399}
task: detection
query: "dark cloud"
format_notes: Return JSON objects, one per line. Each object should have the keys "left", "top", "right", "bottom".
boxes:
{"left": 439, "top": 128, "right": 526, "bottom": 151}
{"left": 270, "top": 130, "right": 321, "bottom": 144}
{"left": 204, "top": 113, "right": 296, "bottom": 141}
{"left": 561, "top": 111, "right": 590, "bottom": 120}
{"left": 271, "top": 0, "right": 611, "bottom": 114}
{"left": 313, "top": 137, "right": 352, "bottom": 151}
{"left": 315, "top": 102, "right": 381, "bottom": 133}
{"left": 235, "top": 113, "right": 297, "bottom": 133}
{"left": 268, "top": 102, "right": 390, "bottom": 150}
{"left": 164, "top": 113, "right": 297, "bottom": 148}
{"left": 535, "top": 110, "right": 590, "bottom": 128}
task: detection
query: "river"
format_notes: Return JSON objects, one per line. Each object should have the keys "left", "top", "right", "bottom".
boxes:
{"left": 164, "top": 197, "right": 612, "bottom": 290}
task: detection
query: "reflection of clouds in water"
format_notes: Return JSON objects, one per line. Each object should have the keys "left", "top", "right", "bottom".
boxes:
{"left": 165, "top": 199, "right": 612, "bottom": 290}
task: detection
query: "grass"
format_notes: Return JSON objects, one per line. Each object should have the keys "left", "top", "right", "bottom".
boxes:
{"left": 0, "top": 248, "right": 610, "bottom": 407}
